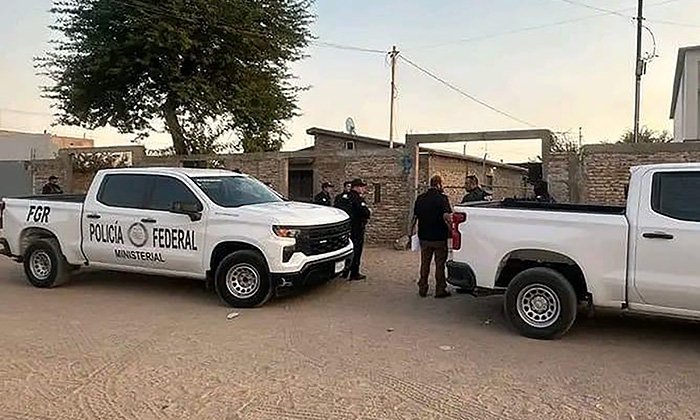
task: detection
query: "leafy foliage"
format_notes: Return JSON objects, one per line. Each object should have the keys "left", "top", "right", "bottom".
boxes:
{"left": 39, "top": 0, "right": 314, "bottom": 154}
{"left": 619, "top": 127, "right": 672, "bottom": 144}
{"left": 71, "top": 151, "right": 131, "bottom": 173}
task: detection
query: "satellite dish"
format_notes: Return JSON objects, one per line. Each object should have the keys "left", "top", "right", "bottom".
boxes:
{"left": 345, "top": 117, "right": 357, "bottom": 135}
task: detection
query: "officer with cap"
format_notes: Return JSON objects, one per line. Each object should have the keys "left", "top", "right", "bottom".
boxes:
{"left": 345, "top": 178, "right": 371, "bottom": 280}
{"left": 313, "top": 182, "right": 334, "bottom": 206}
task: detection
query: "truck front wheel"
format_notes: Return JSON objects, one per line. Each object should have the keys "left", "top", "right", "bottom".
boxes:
{"left": 214, "top": 250, "right": 272, "bottom": 308}
{"left": 23, "top": 239, "right": 69, "bottom": 288}
{"left": 504, "top": 267, "right": 577, "bottom": 339}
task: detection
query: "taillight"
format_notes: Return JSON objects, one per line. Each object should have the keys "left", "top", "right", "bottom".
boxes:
{"left": 0, "top": 201, "right": 5, "bottom": 229}
{"left": 452, "top": 212, "right": 467, "bottom": 250}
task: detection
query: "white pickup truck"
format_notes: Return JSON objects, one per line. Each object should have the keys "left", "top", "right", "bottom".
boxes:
{"left": 0, "top": 168, "right": 353, "bottom": 307}
{"left": 447, "top": 163, "right": 700, "bottom": 339}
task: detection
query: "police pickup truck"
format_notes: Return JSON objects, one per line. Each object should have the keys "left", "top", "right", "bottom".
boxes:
{"left": 0, "top": 168, "right": 353, "bottom": 307}
{"left": 448, "top": 163, "right": 700, "bottom": 339}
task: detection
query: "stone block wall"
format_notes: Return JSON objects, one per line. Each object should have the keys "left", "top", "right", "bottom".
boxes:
{"left": 544, "top": 143, "right": 700, "bottom": 205}
{"left": 582, "top": 143, "right": 700, "bottom": 205}
{"left": 419, "top": 153, "right": 527, "bottom": 206}
{"left": 30, "top": 158, "right": 69, "bottom": 195}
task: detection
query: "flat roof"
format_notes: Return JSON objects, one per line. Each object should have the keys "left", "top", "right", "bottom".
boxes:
{"left": 670, "top": 45, "right": 700, "bottom": 118}
{"left": 306, "top": 127, "right": 525, "bottom": 172}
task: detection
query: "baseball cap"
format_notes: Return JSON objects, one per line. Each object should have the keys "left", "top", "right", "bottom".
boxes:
{"left": 351, "top": 178, "right": 367, "bottom": 187}
{"left": 321, "top": 182, "right": 334, "bottom": 188}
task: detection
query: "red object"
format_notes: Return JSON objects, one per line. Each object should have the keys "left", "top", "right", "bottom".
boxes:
{"left": 451, "top": 212, "right": 467, "bottom": 250}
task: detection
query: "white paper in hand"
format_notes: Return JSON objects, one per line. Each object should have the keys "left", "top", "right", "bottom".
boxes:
{"left": 410, "top": 235, "right": 420, "bottom": 252}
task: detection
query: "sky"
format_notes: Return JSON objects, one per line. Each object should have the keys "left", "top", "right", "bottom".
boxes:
{"left": 1, "top": 0, "right": 699, "bottom": 162}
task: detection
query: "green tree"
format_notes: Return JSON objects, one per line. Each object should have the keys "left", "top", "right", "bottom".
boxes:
{"left": 38, "top": 0, "right": 313, "bottom": 154}
{"left": 619, "top": 126, "right": 672, "bottom": 144}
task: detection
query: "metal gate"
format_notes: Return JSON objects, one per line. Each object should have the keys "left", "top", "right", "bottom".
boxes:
{"left": 0, "top": 161, "right": 32, "bottom": 199}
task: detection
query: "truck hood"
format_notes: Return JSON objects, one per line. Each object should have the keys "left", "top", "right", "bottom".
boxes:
{"left": 219, "top": 201, "right": 349, "bottom": 226}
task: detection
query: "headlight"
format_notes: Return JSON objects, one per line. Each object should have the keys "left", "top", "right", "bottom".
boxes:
{"left": 273, "top": 226, "right": 301, "bottom": 238}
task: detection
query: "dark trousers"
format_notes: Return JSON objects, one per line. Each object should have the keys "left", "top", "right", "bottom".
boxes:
{"left": 350, "top": 230, "right": 365, "bottom": 276}
{"left": 419, "top": 240, "right": 448, "bottom": 294}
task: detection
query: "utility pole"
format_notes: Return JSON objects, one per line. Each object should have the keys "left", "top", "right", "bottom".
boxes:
{"left": 388, "top": 45, "right": 399, "bottom": 148}
{"left": 578, "top": 127, "right": 583, "bottom": 148}
{"left": 633, "top": 0, "right": 644, "bottom": 143}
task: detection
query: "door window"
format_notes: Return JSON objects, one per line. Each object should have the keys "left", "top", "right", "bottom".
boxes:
{"left": 651, "top": 172, "right": 700, "bottom": 222}
{"left": 148, "top": 176, "right": 201, "bottom": 212}
{"left": 97, "top": 174, "right": 150, "bottom": 208}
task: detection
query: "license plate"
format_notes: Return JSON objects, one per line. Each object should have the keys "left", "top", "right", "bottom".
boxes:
{"left": 335, "top": 260, "right": 345, "bottom": 274}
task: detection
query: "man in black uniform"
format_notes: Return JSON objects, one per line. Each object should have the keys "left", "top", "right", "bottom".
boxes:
{"left": 346, "top": 178, "right": 370, "bottom": 281}
{"left": 42, "top": 176, "right": 63, "bottom": 195}
{"left": 313, "top": 182, "right": 334, "bottom": 206}
{"left": 461, "top": 175, "right": 490, "bottom": 203}
{"left": 411, "top": 175, "right": 452, "bottom": 298}
{"left": 334, "top": 181, "right": 352, "bottom": 210}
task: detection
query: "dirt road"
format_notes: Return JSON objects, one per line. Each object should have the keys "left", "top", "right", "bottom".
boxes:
{"left": 1, "top": 249, "right": 699, "bottom": 419}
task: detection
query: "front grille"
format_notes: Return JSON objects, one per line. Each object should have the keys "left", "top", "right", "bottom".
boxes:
{"left": 296, "top": 221, "right": 351, "bottom": 256}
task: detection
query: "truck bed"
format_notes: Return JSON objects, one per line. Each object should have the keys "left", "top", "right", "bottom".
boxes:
{"left": 463, "top": 198, "right": 626, "bottom": 215}
{"left": 12, "top": 194, "right": 86, "bottom": 203}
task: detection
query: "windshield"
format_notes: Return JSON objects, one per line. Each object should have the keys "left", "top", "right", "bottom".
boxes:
{"left": 192, "top": 176, "right": 283, "bottom": 207}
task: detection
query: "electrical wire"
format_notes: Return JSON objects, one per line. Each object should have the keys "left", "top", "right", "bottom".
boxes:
{"left": 408, "top": 0, "right": 686, "bottom": 51}
{"left": 311, "top": 41, "right": 386, "bottom": 54}
{"left": 109, "top": 0, "right": 389, "bottom": 54}
{"left": 399, "top": 54, "right": 535, "bottom": 127}
{"left": 554, "top": 0, "right": 700, "bottom": 28}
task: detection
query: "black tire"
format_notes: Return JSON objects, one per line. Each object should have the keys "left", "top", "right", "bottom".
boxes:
{"left": 504, "top": 267, "right": 578, "bottom": 339}
{"left": 214, "top": 250, "right": 272, "bottom": 308}
{"left": 23, "top": 239, "right": 69, "bottom": 288}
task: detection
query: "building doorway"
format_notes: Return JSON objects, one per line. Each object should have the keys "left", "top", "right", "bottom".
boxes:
{"left": 288, "top": 169, "right": 314, "bottom": 202}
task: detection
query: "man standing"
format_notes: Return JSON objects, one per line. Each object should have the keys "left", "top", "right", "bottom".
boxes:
{"left": 334, "top": 181, "right": 352, "bottom": 210}
{"left": 313, "top": 182, "right": 334, "bottom": 206}
{"left": 411, "top": 175, "right": 452, "bottom": 298}
{"left": 461, "top": 175, "right": 490, "bottom": 203}
{"left": 42, "top": 176, "right": 63, "bottom": 195}
{"left": 346, "top": 179, "right": 370, "bottom": 281}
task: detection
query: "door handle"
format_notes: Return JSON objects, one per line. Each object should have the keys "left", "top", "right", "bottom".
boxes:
{"left": 642, "top": 232, "right": 674, "bottom": 240}
{"left": 86, "top": 214, "right": 101, "bottom": 219}
{"left": 141, "top": 218, "right": 157, "bottom": 224}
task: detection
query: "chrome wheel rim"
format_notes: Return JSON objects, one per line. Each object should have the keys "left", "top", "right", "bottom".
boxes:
{"left": 516, "top": 284, "right": 560, "bottom": 328}
{"left": 225, "top": 264, "right": 260, "bottom": 299}
{"left": 29, "top": 251, "right": 52, "bottom": 280}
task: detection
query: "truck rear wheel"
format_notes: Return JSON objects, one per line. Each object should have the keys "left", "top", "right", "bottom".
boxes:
{"left": 214, "top": 250, "right": 272, "bottom": 308}
{"left": 504, "top": 267, "right": 577, "bottom": 339}
{"left": 23, "top": 239, "right": 69, "bottom": 288}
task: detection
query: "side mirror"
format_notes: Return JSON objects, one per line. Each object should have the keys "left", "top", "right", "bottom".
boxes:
{"left": 171, "top": 201, "right": 203, "bottom": 222}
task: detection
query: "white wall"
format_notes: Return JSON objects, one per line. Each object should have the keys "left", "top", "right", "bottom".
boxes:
{"left": 0, "top": 131, "right": 55, "bottom": 161}
{"left": 673, "top": 50, "right": 700, "bottom": 142}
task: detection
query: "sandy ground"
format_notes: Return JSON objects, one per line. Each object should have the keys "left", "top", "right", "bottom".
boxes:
{"left": 1, "top": 248, "right": 700, "bottom": 420}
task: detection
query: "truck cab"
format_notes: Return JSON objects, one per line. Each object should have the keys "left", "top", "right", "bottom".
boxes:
{"left": 1, "top": 168, "right": 353, "bottom": 308}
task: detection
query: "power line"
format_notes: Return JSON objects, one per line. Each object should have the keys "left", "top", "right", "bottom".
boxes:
{"left": 554, "top": 0, "right": 631, "bottom": 18}
{"left": 110, "top": 0, "right": 387, "bottom": 54}
{"left": 310, "top": 41, "right": 386, "bottom": 54}
{"left": 554, "top": 0, "right": 699, "bottom": 27}
{"left": 399, "top": 54, "right": 535, "bottom": 127}
{"left": 408, "top": 0, "right": 685, "bottom": 51}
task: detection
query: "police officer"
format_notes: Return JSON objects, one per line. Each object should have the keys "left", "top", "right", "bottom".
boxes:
{"left": 461, "top": 175, "right": 490, "bottom": 203}
{"left": 346, "top": 178, "right": 370, "bottom": 281}
{"left": 313, "top": 182, "right": 334, "bottom": 206}
{"left": 42, "top": 175, "right": 63, "bottom": 195}
{"left": 334, "top": 181, "right": 352, "bottom": 210}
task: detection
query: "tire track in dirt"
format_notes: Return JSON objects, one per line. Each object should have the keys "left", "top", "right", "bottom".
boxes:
{"left": 254, "top": 404, "right": 358, "bottom": 420}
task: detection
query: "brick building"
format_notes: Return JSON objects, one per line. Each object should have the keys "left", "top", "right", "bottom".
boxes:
{"left": 24, "top": 128, "right": 527, "bottom": 245}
